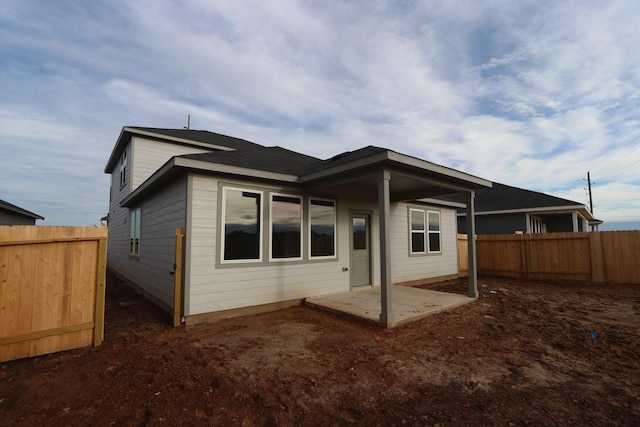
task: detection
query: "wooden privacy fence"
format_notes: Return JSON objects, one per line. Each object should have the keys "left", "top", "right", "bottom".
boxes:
{"left": 0, "top": 226, "right": 107, "bottom": 362}
{"left": 458, "top": 231, "right": 640, "bottom": 284}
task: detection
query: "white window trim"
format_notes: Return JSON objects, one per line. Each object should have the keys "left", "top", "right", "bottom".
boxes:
{"left": 409, "top": 208, "right": 427, "bottom": 255}
{"left": 269, "top": 193, "right": 303, "bottom": 262}
{"left": 308, "top": 197, "right": 337, "bottom": 259}
{"left": 427, "top": 210, "right": 442, "bottom": 254}
{"left": 220, "top": 187, "right": 264, "bottom": 264}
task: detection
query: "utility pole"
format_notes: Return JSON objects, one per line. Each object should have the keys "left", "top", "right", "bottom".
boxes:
{"left": 586, "top": 171, "right": 594, "bottom": 215}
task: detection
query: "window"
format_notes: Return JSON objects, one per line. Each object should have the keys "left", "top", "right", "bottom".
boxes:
{"left": 427, "top": 211, "right": 441, "bottom": 253}
{"left": 309, "top": 199, "right": 336, "bottom": 258}
{"left": 119, "top": 149, "right": 127, "bottom": 188}
{"left": 129, "top": 207, "right": 141, "bottom": 255}
{"left": 270, "top": 194, "right": 302, "bottom": 260}
{"left": 410, "top": 209, "right": 426, "bottom": 254}
{"left": 222, "top": 188, "right": 262, "bottom": 262}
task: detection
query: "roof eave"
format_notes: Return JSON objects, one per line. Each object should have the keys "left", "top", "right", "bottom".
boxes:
{"left": 458, "top": 204, "right": 595, "bottom": 220}
{"left": 105, "top": 127, "right": 241, "bottom": 174}
{"left": 120, "top": 157, "right": 299, "bottom": 207}
{"left": 300, "top": 150, "right": 492, "bottom": 190}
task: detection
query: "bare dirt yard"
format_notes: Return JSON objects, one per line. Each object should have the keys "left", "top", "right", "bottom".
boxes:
{"left": 1, "top": 272, "right": 639, "bottom": 426}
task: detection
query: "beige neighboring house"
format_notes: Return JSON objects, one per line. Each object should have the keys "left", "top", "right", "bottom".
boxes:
{"left": 104, "top": 127, "right": 492, "bottom": 325}
{"left": 0, "top": 199, "right": 44, "bottom": 225}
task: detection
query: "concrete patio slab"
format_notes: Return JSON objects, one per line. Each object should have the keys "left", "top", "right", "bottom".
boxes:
{"left": 305, "top": 286, "right": 475, "bottom": 328}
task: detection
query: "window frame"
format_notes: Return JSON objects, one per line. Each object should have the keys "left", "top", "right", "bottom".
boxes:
{"left": 308, "top": 197, "right": 337, "bottom": 259}
{"left": 220, "top": 187, "right": 264, "bottom": 264}
{"left": 427, "top": 210, "right": 442, "bottom": 254}
{"left": 409, "top": 208, "right": 427, "bottom": 255}
{"left": 119, "top": 149, "right": 127, "bottom": 189}
{"left": 129, "top": 207, "right": 141, "bottom": 256}
{"left": 269, "top": 193, "right": 303, "bottom": 261}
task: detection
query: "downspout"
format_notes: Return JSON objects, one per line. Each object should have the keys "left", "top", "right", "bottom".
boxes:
{"left": 378, "top": 169, "right": 393, "bottom": 325}
{"left": 466, "top": 191, "right": 478, "bottom": 298}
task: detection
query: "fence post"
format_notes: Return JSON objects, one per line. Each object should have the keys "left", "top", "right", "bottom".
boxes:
{"left": 173, "top": 228, "right": 185, "bottom": 327}
{"left": 525, "top": 234, "right": 532, "bottom": 280}
{"left": 93, "top": 237, "right": 107, "bottom": 346}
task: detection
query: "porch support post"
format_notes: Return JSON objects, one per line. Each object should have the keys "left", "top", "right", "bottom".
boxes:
{"left": 572, "top": 212, "right": 579, "bottom": 232}
{"left": 378, "top": 168, "right": 393, "bottom": 325}
{"left": 466, "top": 191, "right": 478, "bottom": 298}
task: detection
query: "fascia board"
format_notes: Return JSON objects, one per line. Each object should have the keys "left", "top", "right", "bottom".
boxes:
{"left": 105, "top": 126, "right": 239, "bottom": 173}
{"left": 0, "top": 204, "right": 44, "bottom": 220}
{"left": 104, "top": 127, "right": 129, "bottom": 173}
{"left": 120, "top": 159, "right": 176, "bottom": 207}
{"left": 457, "top": 205, "right": 592, "bottom": 217}
{"left": 300, "top": 150, "right": 493, "bottom": 190}
{"left": 120, "top": 157, "right": 299, "bottom": 207}
{"left": 299, "top": 151, "right": 391, "bottom": 182}
{"left": 386, "top": 151, "right": 492, "bottom": 189}
{"left": 174, "top": 157, "right": 299, "bottom": 183}
{"left": 414, "top": 198, "right": 466, "bottom": 209}
{"left": 124, "top": 127, "right": 236, "bottom": 152}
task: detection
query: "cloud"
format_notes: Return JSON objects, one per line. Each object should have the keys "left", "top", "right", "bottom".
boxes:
{"left": 0, "top": 0, "right": 638, "bottom": 227}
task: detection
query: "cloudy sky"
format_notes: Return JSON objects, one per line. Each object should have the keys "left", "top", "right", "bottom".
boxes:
{"left": 1, "top": 0, "right": 639, "bottom": 229}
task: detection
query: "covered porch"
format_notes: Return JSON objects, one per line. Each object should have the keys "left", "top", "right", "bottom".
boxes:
{"left": 300, "top": 147, "right": 492, "bottom": 326}
{"left": 305, "top": 285, "right": 474, "bottom": 328}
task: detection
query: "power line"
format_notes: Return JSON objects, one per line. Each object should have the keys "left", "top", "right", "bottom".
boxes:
{"left": 598, "top": 158, "right": 640, "bottom": 183}
{"left": 590, "top": 145, "right": 640, "bottom": 174}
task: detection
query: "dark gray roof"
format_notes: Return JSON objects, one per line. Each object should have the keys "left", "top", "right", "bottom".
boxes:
{"left": 127, "top": 127, "right": 263, "bottom": 151}
{"left": 114, "top": 126, "right": 493, "bottom": 208}
{"left": 105, "top": 127, "right": 265, "bottom": 173}
{"left": 440, "top": 182, "right": 584, "bottom": 212}
{"left": 0, "top": 199, "right": 44, "bottom": 220}
{"left": 180, "top": 146, "right": 321, "bottom": 176}
{"left": 303, "top": 146, "right": 387, "bottom": 174}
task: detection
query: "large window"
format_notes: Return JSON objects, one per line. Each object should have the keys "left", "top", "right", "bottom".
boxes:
{"left": 410, "top": 209, "right": 426, "bottom": 254}
{"left": 270, "top": 194, "right": 302, "bottom": 260}
{"left": 129, "top": 207, "right": 141, "bottom": 255}
{"left": 222, "top": 188, "right": 262, "bottom": 262}
{"left": 427, "top": 211, "right": 441, "bottom": 253}
{"left": 309, "top": 199, "right": 336, "bottom": 258}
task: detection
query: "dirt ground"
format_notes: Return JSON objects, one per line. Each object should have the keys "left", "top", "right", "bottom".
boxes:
{"left": 1, "top": 272, "right": 639, "bottom": 426}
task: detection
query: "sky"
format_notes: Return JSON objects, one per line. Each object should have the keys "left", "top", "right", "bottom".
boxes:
{"left": 1, "top": 0, "right": 639, "bottom": 230}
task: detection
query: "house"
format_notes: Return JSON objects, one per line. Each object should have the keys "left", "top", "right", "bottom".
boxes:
{"left": 0, "top": 199, "right": 44, "bottom": 225}
{"left": 440, "top": 182, "right": 600, "bottom": 234}
{"left": 104, "top": 127, "right": 492, "bottom": 325}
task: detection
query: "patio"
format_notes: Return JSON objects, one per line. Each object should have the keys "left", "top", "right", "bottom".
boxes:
{"left": 305, "top": 285, "right": 476, "bottom": 328}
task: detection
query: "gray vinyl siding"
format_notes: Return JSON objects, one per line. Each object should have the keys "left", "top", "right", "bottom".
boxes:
{"left": 106, "top": 142, "right": 133, "bottom": 280}
{"left": 128, "top": 176, "right": 187, "bottom": 308}
{"left": 106, "top": 139, "right": 188, "bottom": 311}
{"left": 390, "top": 203, "right": 459, "bottom": 283}
{"left": 0, "top": 210, "right": 37, "bottom": 225}
{"left": 457, "top": 213, "right": 527, "bottom": 235}
{"left": 184, "top": 176, "right": 460, "bottom": 316}
{"left": 543, "top": 213, "right": 573, "bottom": 232}
{"left": 130, "top": 136, "right": 210, "bottom": 191}
{"left": 186, "top": 176, "right": 349, "bottom": 316}
{"left": 108, "top": 174, "right": 187, "bottom": 310}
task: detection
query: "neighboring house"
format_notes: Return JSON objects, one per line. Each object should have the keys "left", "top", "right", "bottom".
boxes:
{"left": 440, "top": 182, "right": 600, "bottom": 234}
{"left": 0, "top": 199, "right": 44, "bottom": 225}
{"left": 104, "top": 127, "right": 491, "bottom": 325}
